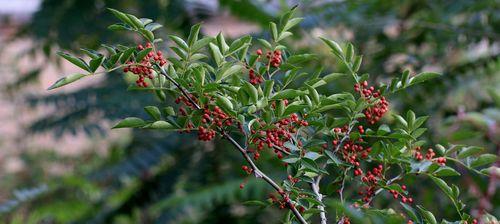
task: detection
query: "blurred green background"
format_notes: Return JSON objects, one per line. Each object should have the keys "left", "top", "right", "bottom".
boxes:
{"left": 0, "top": 0, "right": 498, "bottom": 223}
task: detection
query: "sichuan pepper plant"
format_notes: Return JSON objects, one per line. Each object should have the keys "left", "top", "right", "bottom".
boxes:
{"left": 48, "top": 8, "right": 498, "bottom": 224}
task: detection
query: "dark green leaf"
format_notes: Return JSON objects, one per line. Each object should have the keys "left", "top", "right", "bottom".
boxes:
{"left": 470, "top": 154, "right": 497, "bottom": 168}
{"left": 57, "top": 52, "right": 90, "bottom": 71}
{"left": 433, "top": 166, "right": 460, "bottom": 177}
{"left": 416, "top": 205, "right": 437, "bottom": 224}
{"left": 458, "top": 146, "right": 483, "bottom": 159}
{"left": 410, "top": 72, "right": 441, "bottom": 85}
{"left": 47, "top": 73, "right": 87, "bottom": 90}
{"left": 112, "top": 117, "right": 146, "bottom": 129}
{"left": 188, "top": 23, "right": 201, "bottom": 47}
{"left": 136, "top": 48, "right": 153, "bottom": 62}
{"left": 271, "top": 89, "right": 306, "bottom": 100}
{"left": 169, "top": 35, "right": 189, "bottom": 51}
{"left": 144, "top": 106, "right": 161, "bottom": 120}
{"left": 89, "top": 56, "right": 105, "bottom": 73}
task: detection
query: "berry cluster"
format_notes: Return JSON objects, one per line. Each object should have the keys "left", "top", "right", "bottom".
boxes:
{"left": 287, "top": 175, "right": 299, "bottom": 184}
{"left": 267, "top": 50, "right": 282, "bottom": 67}
{"left": 248, "top": 68, "right": 263, "bottom": 85}
{"left": 436, "top": 157, "right": 447, "bottom": 166}
{"left": 333, "top": 126, "right": 371, "bottom": 168}
{"left": 197, "top": 106, "right": 232, "bottom": 141}
{"left": 340, "top": 217, "right": 351, "bottom": 224}
{"left": 414, "top": 147, "right": 446, "bottom": 165}
{"left": 174, "top": 94, "right": 234, "bottom": 141}
{"left": 249, "top": 113, "right": 308, "bottom": 160}
{"left": 388, "top": 184, "right": 414, "bottom": 204}
{"left": 123, "top": 43, "right": 167, "bottom": 87}
{"left": 268, "top": 192, "right": 304, "bottom": 212}
{"left": 241, "top": 165, "right": 253, "bottom": 174}
{"left": 175, "top": 94, "right": 198, "bottom": 109}
{"left": 355, "top": 81, "right": 389, "bottom": 124}
{"left": 357, "top": 165, "right": 384, "bottom": 203}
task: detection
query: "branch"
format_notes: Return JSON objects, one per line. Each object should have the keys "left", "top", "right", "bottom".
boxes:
{"left": 311, "top": 121, "right": 356, "bottom": 224}
{"left": 311, "top": 176, "right": 327, "bottom": 224}
{"left": 156, "top": 65, "right": 308, "bottom": 224}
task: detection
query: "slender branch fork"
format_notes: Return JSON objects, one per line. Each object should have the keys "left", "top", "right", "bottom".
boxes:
{"left": 311, "top": 121, "right": 356, "bottom": 224}
{"left": 156, "top": 65, "right": 308, "bottom": 224}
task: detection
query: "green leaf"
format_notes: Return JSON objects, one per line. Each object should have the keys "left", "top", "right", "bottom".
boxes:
{"left": 307, "top": 85, "right": 320, "bottom": 105}
{"left": 169, "top": 35, "right": 189, "bottom": 51}
{"left": 286, "top": 54, "right": 316, "bottom": 65}
{"left": 126, "top": 14, "right": 144, "bottom": 29}
{"left": 435, "top": 144, "right": 446, "bottom": 155}
{"left": 393, "top": 114, "right": 408, "bottom": 127}
{"left": 400, "top": 203, "right": 419, "bottom": 223}
{"left": 192, "top": 37, "right": 214, "bottom": 52}
{"left": 282, "top": 157, "right": 300, "bottom": 164}
{"left": 80, "top": 48, "right": 101, "bottom": 59}
{"left": 163, "top": 106, "right": 175, "bottom": 116}
{"left": 242, "top": 81, "right": 258, "bottom": 103}
{"left": 410, "top": 160, "right": 433, "bottom": 173}
{"left": 413, "top": 116, "right": 428, "bottom": 129}
{"left": 216, "top": 95, "right": 234, "bottom": 112}
{"left": 346, "top": 43, "right": 354, "bottom": 62}
{"left": 188, "top": 23, "right": 201, "bottom": 47}
{"left": 470, "top": 154, "right": 497, "bottom": 168}
{"left": 271, "top": 89, "right": 306, "bottom": 100}
{"left": 314, "top": 104, "right": 342, "bottom": 113}
{"left": 171, "top": 47, "right": 187, "bottom": 59}
{"left": 217, "top": 64, "right": 242, "bottom": 82}
{"left": 140, "top": 18, "right": 153, "bottom": 25}
{"left": 101, "top": 44, "right": 116, "bottom": 55}
{"left": 120, "top": 48, "right": 135, "bottom": 63}
{"left": 401, "top": 69, "right": 410, "bottom": 87}
{"left": 209, "top": 43, "right": 224, "bottom": 66}
{"left": 322, "top": 73, "right": 347, "bottom": 83}
{"left": 264, "top": 80, "right": 274, "bottom": 98}
{"left": 140, "top": 28, "right": 154, "bottom": 42}
{"left": 243, "top": 200, "right": 269, "bottom": 207}
{"left": 89, "top": 56, "right": 105, "bottom": 72}
{"left": 457, "top": 146, "right": 483, "bottom": 159}
{"left": 257, "top": 38, "right": 272, "bottom": 49}
{"left": 320, "top": 37, "right": 343, "bottom": 58}
{"left": 416, "top": 205, "right": 437, "bottom": 224}
{"left": 428, "top": 175, "right": 453, "bottom": 197}
{"left": 283, "top": 17, "right": 303, "bottom": 31}
{"left": 112, "top": 117, "right": 146, "bottom": 129}
{"left": 57, "top": 52, "right": 90, "bottom": 72}
{"left": 145, "top": 22, "right": 162, "bottom": 32}
{"left": 410, "top": 72, "right": 441, "bottom": 85}
{"left": 352, "top": 56, "right": 362, "bottom": 72}
{"left": 107, "top": 8, "right": 133, "bottom": 27}
{"left": 145, "top": 120, "right": 175, "bottom": 129}
{"left": 216, "top": 33, "right": 229, "bottom": 53}
{"left": 433, "top": 166, "right": 460, "bottom": 177}
{"left": 324, "top": 151, "right": 346, "bottom": 166}
{"left": 108, "top": 23, "right": 129, "bottom": 31}
{"left": 406, "top": 110, "right": 415, "bottom": 129}
{"left": 136, "top": 48, "right": 153, "bottom": 62}
{"left": 283, "top": 104, "right": 307, "bottom": 116}
{"left": 47, "top": 74, "right": 86, "bottom": 90}
{"left": 270, "top": 22, "right": 278, "bottom": 41}
{"left": 277, "top": 31, "right": 292, "bottom": 42}
{"left": 144, "top": 106, "right": 161, "bottom": 120}
{"left": 228, "top": 35, "right": 251, "bottom": 56}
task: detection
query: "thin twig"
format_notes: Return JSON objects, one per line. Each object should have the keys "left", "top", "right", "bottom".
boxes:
{"left": 339, "top": 168, "right": 349, "bottom": 203}
{"left": 310, "top": 121, "right": 356, "bottom": 224}
{"left": 156, "top": 65, "right": 308, "bottom": 224}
